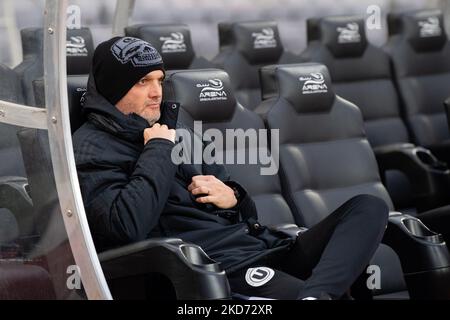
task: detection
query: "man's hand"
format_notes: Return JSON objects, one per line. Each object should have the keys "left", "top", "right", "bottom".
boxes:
{"left": 188, "top": 175, "right": 238, "bottom": 209}
{"left": 143, "top": 123, "right": 176, "bottom": 145}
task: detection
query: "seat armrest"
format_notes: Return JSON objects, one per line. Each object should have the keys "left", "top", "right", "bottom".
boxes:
{"left": 98, "top": 238, "right": 231, "bottom": 300}
{"left": 383, "top": 212, "right": 450, "bottom": 299}
{"left": 384, "top": 212, "right": 450, "bottom": 273}
{"left": 374, "top": 144, "right": 450, "bottom": 211}
{"left": 0, "top": 176, "right": 34, "bottom": 236}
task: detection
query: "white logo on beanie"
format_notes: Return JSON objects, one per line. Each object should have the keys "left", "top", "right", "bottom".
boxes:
{"left": 245, "top": 267, "right": 275, "bottom": 287}
{"left": 111, "top": 37, "right": 162, "bottom": 67}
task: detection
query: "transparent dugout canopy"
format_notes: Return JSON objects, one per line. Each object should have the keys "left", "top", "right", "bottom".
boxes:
{"left": 0, "top": 0, "right": 139, "bottom": 300}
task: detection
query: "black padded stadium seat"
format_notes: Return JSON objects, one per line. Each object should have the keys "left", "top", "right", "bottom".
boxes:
{"left": 163, "top": 68, "right": 407, "bottom": 299}
{"left": 258, "top": 62, "right": 450, "bottom": 299}
{"left": 125, "top": 24, "right": 215, "bottom": 70}
{"left": 13, "top": 27, "right": 44, "bottom": 106}
{"left": 15, "top": 27, "right": 93, "bottom": 106}
{"left": 302, "top": 15, "right": 409, "bottom": 148}
{"left": 300, "top": 15, "right": 450, "bottom": 212}
{"left": 163, "top": 68, "right": 296, "bottom": 228}
{"left": 33, "top": 75, "right": 88, "bottom": 134}
{"left": 0, "top": 64, "right": 31, "bottom": 243}
{"left": 212, "top": 21, "right": 300, "bottom": 110}
{"left": 0, "top": 67, "right": 55, "bottom": 300}
{"left": 31, "top": 28, "right": 92, "bottom": 132}
{"left": 386, "top": 9, "right": 450, "bottom": 164}
{"left": 0, "top": 64, "right": 26, "bottom": 177}
{"left": 15, "top": 128, "right": 81, "bottom": 299}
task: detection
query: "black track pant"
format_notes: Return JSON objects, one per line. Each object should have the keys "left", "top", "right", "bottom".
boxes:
{"left": 228, "top": 194, "right": 389, "bottom": 300}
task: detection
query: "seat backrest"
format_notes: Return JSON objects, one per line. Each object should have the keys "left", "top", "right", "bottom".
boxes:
{"left": 162, "top": 68, "right": 295, "bottom": 226}
{"left": 164, "top": 67, "right": 407, "bottom": 297}
{"left": 0, "top": 64, "right": 26, "bottom": 177}
{"left": 301, "top": 16, "right": 417, "bottom": 210}
{"left": 259, "top": 63, "right": 393, "bottom": 227}
{"left": 31, "top": 28, "right": 91, "bottom": 132}
{"left": 213, "top": 21, "right": 298, "bottom": 110}
{"left": 302, "top": 15, "right": 410, "bottom": 148}
{"left": 125, "top": 24, "right": 214, "bottom": 70}
{"left": 0, "top": 63, "right": 25, "bottom": 105}
{"left": 0, "top": 64, "right": 27, "bottom": 260}
{"left": 33, "top": 75, "right": 88, "bottom": 134}
{"left": 15, "top": 27, "right": 94, "bottom": 106}
{"left": 13, "top": 28, "right": 44, "bottom": 106}
{"left": 386, "top": 9, "right": 450, "bottom": 147}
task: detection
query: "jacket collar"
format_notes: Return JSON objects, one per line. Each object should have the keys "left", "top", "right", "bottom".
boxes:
{"left": 82, "top": 73, "right": 152, "bottom": 143}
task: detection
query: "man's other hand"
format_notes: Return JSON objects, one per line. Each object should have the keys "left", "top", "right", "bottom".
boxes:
{"left": 188, "top": 175, "right": 238, "bottom": 209}
{"left": 144, "top": 123, "right": 176, "bottom": 144}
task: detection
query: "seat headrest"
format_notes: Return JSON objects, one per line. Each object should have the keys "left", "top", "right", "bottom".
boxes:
{"left": 20, "top": 28, "right": 44, "bottom": 58}
{"left": 308, "top": 16, "right": 367, "bottom": 58}
{"left": 125, "top": 24, "right": 195, "bottom": 70}
{"left": 32, "top": 75, "right": 88, "bottom": 131}
{"left": 66, "top": 27, "right": 94, "bottom": 75}
{"left": 218, "top": 21, "right": 283, "bottom": 65}
{"left": 390, "top": 10, "right": 447, "bottom": 52}
{"left": 67, "top": 75, "right": 88, "bottom": 132}
{"left": 261, "top": 63, "right": 335, "bottom": 113}
{"left": 163, "top": 69, "right": 236, "bottom": 122}
{"left": 20, "top": 27, "right": 94, "bottom": 75}
{"left": 0, "top": 64, "right": 24, "bottom": 104}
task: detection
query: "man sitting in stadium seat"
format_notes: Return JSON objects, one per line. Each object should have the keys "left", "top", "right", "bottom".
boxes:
{"left": 73, "top": 36, "right": 389, "bottom": 300}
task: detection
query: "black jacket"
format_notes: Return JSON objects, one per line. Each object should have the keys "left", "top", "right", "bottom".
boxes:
{"left": 73, "top": 77, "right": 291, "bottom": 273}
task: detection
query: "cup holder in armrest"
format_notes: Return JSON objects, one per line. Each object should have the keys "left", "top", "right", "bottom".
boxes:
{"left": 374, "top": 145, "right": 450, "bottom": 211}
{"left": 180, "top": 244, "right": 221, "bottom": 272}
{"left": 415, "top": 149, "right": 448, "bottom": 171}
{"left": 384, "top": 213, "right": 450, "bottom": 273}
{"left": 386, "top": 213, "right": 450, "bottom": 299}
{"left": 402, "top": 218, "right": 443, "bottom": 243}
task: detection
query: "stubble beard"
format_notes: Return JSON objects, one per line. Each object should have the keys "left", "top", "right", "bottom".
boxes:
{"left": 140, "top": 105, "right": 161, "bottom": 126}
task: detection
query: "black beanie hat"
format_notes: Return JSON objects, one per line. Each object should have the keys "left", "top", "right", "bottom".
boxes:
{"left": 92, "top": 36, "right": 165, "bottom": 105}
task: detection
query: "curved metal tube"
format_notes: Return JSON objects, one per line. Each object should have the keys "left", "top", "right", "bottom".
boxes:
{"left": 112, "top": 0, "right": 136, "bottom": 36}
{"left": 43, "top": 0, "right": 112, "bottom": 300}
{"left": 0, "top": 100, "right": 47, "bottom": 129}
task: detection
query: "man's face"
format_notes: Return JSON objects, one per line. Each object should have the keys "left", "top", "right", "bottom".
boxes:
{"left": 115, "top": 69, "right": 164, "bottom": 126}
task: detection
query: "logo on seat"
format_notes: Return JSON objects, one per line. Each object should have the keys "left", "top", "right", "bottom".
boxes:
{"left": 251, "top": 28, "right": 277, "bottom": 49}
{"left": 245, "top": 267, "right": 275, "bottom": 287}
{"left": 299, "top": 73, "right": 328, "bottom": 94}
{"left": 111, "top": 37, "right": 162, "bottom": 67}
{"left": 66, "top": 36, "right": 88, "bottom": 56}
{"left": 336, "top": 23, "right": 361, "bottom": 43}
{"left": 196, "top": 79, "right": 228, "bottom": 102}
{"left": 418, "top": 17, "right": 442, "bottom": 38}
{"left": 160, "top": 32, "right": 187, "bottom": 53}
